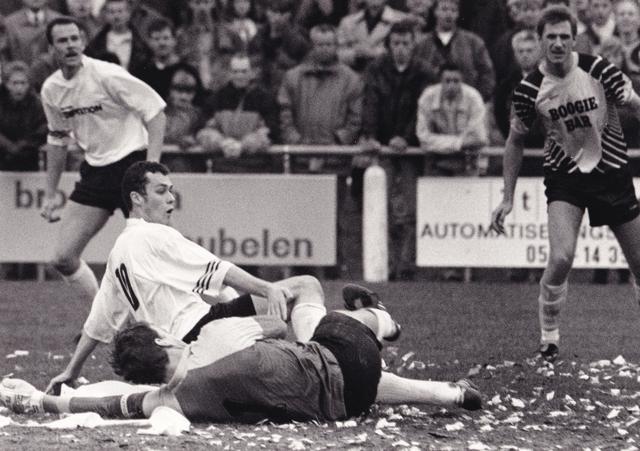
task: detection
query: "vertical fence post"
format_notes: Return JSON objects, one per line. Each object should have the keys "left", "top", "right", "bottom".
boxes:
{"left": 362, "top": 160, "right": 388, "bottom": 282}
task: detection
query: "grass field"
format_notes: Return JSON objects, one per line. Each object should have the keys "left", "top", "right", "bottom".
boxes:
{"left": 1, "top": 280, "right": 640, "bottom": 450}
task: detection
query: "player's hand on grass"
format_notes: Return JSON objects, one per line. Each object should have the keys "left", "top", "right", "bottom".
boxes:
{"left": 46, "top": 370, "right": 77, "bottom": 395}
{"left": 266, "top": 284, "right": 293, "bottom": 321}
{"left": 490, "top": 200, "right": 513, "bottom": 235}
{"left": 40, "top": 195, "right": 61, "bottom": 223}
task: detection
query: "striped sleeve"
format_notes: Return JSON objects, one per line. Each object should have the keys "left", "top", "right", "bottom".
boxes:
{"left": 584, "top": 55, "right": 633, "bottom": 105}
{"left": 151, "top": 227, "right": 232, "bottom": 298}
{"left": 510, "top": 78, "right": 539, "bottom": 133}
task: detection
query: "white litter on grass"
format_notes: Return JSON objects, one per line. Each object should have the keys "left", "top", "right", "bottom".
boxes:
{"left": 608, "top": 409, "right": 621, "bottom": 419}
{"left": 335, "top": 420, "right": 357, "bottom": 428}
{"left": 548, "top": 411, "right": 569, "bottom": 417}
{"left": 13, "top": 351, "right": 29, "bottom": 357}
{"left": 546, "top": 391, "right": 555, "bottom": 401}
{"left": 136, "top": 406, "right": 190, "bottom": 436}
{"left": 614, "top": 356, "right": 627, "bottom": 366}
{"left": 375, "top": 418, "right": 396, "bottom": 429}
{"left": 564, "top": 395, "right": 577, "bottom": 406}
{"left": 445, "top": 421, "right": 465, "bottom": 431}
{"left": 0, "top": 415, "right": 13, "bottom": 428}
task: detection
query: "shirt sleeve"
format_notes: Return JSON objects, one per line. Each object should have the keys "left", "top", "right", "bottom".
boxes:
{"left": 83, "top": 272, "right": 132, "bottom": 343}
{"left": 101, "top": 66, "right": 166, "bottom": 122}
{"left": 510, "top": 80, "right": 538, "bottom": 134}
{"left": 598, "top": 58, "right": 634, "bottom": 105}
{"left": 41, "top": 87, "right": 72, "bottom": 146}
{"left": 145, "top": 228, "right": 233, "bottom": 299}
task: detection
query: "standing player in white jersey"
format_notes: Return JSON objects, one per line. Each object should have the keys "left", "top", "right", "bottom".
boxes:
{"left": 39, "top": 16, "right": 167, "bottom": 308}
{"left": 491, "top": 5, "right": 640, "bottom": 362}
{"left": 46, "top": 161, "right": 328, "bottom": 394}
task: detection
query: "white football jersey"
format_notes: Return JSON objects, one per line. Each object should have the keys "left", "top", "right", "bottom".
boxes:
{"left": 83, "top": 219, "right": 233, "bottom": 343}
{"left": 41, "top": 56, "right": 166, "bottom": 167}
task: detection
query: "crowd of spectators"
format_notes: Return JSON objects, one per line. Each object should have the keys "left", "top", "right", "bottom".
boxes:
{"left": 1, "top": 0, "right": 638, "bottom": 281}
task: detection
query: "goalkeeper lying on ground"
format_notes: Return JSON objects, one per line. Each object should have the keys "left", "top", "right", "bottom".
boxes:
{"left": 1, "top": 287, "right": 482, "bottom": 423}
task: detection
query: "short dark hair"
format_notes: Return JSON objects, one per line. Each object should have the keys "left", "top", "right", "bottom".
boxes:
{"left": 542, "top": 0, "right": 570, "bottom": 7}
{"left": 537, "top": 5, "right": 577, "bottom": 38}
{"left": 389, "top": 19, "right": 416, "bottom": 38}
{"left": 111, "top": 322, "right": 169, "bottom": 384}
{"left": 148, "top": 18, "right": 174, "bottom": 37}
{"left": 267, "top": 0, "right": 295, "bottom": 13}
{"left": 439, "top": 61, "right": 462, "bottom": 77}
{"left": 46, "top": 16, "right": 85, "bottom": 44}
{"left": 121, "top": 161, "right": 170, "bottom": 213}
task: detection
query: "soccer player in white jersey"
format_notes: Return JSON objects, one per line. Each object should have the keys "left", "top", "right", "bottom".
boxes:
{"left": 491, "top": 5, "right": 640, "bottom": 362}
{"left": 46, "top": 161, "right": 327, "bottom": 394}
{"left": 39, "top": 16, "right": 167, "bottom": 309}
{"left": 1, "top": 305, "right": 482, "bottom": 423}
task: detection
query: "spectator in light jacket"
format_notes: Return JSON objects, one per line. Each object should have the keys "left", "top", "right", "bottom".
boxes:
{"left": 337, "top": 0, "right": 407, "bottom": 71}
{"left": 416, "top": 61, "right": 487, "bottom": 177}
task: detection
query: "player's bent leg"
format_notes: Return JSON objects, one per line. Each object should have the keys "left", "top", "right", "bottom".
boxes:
{"left": 252, "top": 275, "right": 327, "bottom": 342}
{"left": 537, "top": 201, "right": 582, "bottom": 361}
{"left": 375, "top": 372, "right": 482, "bottom": 411}
{"left": 611, "top": 214, "right": 640, "bottom": 305}
{"left": 51, "top": 201, "right": 110, "bottom": 304}
{"left": 333, "top": 308, "right": 400, "bottom": 342}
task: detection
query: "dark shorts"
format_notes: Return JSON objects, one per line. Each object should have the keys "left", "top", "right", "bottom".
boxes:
{"left": 311, "top": 312, "right": 382, "bottom": 417}
{"left": 544, "top": 167, "right": 640, "bottom": 227}
{"left": 182, "top": 294, "right": 256, "bottom": 343}
{"left": 69, "top": 150, "right": 147, "bottom": 216}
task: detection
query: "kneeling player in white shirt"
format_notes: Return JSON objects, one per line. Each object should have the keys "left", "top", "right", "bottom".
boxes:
{"left": 46, "top": 161, "right": 327, "bottom": 394}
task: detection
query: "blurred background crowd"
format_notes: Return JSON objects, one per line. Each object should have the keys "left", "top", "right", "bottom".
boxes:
{"left": 0, "top": 0, "right": 637, "bottom": 282}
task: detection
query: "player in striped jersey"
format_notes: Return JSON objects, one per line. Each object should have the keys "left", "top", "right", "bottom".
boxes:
{"left": 491, "top": 5, "right": 640, "bottom": 362}
{"left": 46, "top": 161, "right": 327, "bottom": 395}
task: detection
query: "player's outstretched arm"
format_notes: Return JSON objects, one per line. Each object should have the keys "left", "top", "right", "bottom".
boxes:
{"left": 490, "top": 129, "right": 526, "bottom": 234}
{"left": 46, "top": 332, "right": 100, "bottom": 395}
{"left": 145, "top": 111, "right": 167, "bottom": 163}
{"left": 41, "top": 143, "right": 68, "bottom": 223}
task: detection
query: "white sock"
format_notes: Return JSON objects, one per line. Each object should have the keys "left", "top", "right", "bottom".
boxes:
{"left": 366, "top": 308, "right": 397, "bottom": 341}
{"left": 376, "top": 372, "right": 462, "bottom": 407}
{"left": 290, "top": 303, "right": 327, "bottom": 342}
{"left": 62, "top": 260, "right": 99, "bottom": 304}
{"left": 538, "top": 280, "right": 567, "bottom": 345}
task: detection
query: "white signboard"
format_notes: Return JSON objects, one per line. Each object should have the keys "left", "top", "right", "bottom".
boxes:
{"left": 417, "top": 177, "right": 634, "bottom": 268}
{"left": 0, "top": 172, "right": 336, "bottom": 265}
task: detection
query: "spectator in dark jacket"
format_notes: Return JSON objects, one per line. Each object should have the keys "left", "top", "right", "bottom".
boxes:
{"left": 197, "top": 54, "right": 279, "bottom": 172}
{"left": 86, "top": 0, "right": 152, "bottom": 73}
{"left": 176, "top": 0, "right": 243, "bottom": 92}
{"left": 249, "top": 0, "right": 311, "bottom": 97}
{"left": 0, "top": 61, "right": 47, "bottom": 171}
{"left": 491, "top": 0, "right": 542, "bottom": 86}
{"left": 414, "top": 0, "right": 495, "bottom": 101}
{"left": 360, "top": 20, "right": 435, "bottom": 280}
{"left": 132, "top": 18, "right": 189, "bottom": 99}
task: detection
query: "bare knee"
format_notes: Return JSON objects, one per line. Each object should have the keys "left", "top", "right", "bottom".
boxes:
{"left": 283, "top": 275, "right": 324, "bottom": 304}
{"left": 50, "top": 253, "right": 80, "bottom": 276}
{"left": 547, "top": 250, "right": 574, "bottom": 276}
